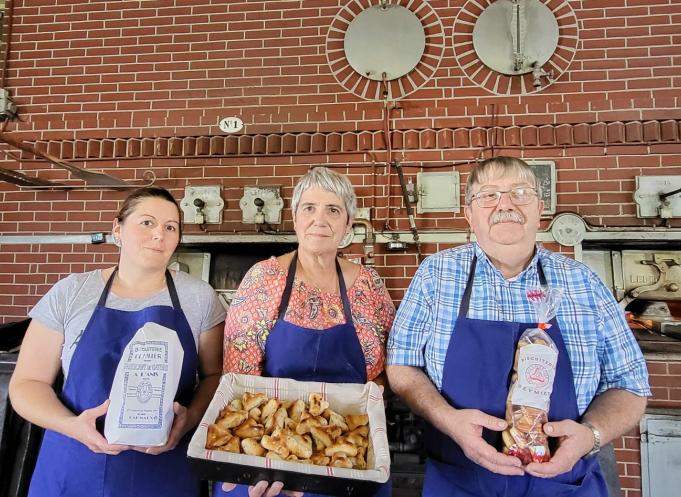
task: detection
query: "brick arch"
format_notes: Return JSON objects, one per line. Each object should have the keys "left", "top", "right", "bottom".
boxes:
{"left": 22, "top": 120, "right": 680, "bottom": 163}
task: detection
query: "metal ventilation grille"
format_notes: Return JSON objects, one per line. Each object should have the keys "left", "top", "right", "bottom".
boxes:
{"left": 325, "top": 0, "right": 444, "bottom": 101}
{"left": 453, "top": 0, "right": 578, "bottom": 95}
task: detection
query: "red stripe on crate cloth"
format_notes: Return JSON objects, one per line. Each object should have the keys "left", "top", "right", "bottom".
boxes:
{"left": 378, "top": 465, "right": 389, "bottom": 478}
{"left": 273, "top": 377, "right": 280, "bottom": 399}
{"left": 200, "top": 421, "right": 209, "bottom": 428}
{"left": 265, "top": 458, "right": 272, "bottom": 469}
{"left": 321, "top": 383, "right": 327, "bottom": 399}
{"left": 327, "top": 467, "right": 334, "bottom": 477}
{"left": 204, "top": 450, "right": 212, "bottom": 460}
{"left": 368, "top": 393, "right": 381, "bottom": 402}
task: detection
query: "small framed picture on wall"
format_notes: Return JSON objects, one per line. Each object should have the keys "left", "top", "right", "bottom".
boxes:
{"left": 527, "top": 161, "right": 556, "bottom": 216}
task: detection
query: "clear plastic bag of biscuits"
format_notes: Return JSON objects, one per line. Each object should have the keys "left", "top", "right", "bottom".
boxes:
{"left": 502, "top": 286, "right": 563, "bottom": 464}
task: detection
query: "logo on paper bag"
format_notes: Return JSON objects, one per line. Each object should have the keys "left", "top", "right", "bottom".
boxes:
{"left": 136, "top": 378, "right": 154, "bottom": 403}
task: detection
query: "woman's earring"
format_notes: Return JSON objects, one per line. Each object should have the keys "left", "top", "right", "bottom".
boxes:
{"left": 112, "top": 235, "right": 121, "bottom": 247}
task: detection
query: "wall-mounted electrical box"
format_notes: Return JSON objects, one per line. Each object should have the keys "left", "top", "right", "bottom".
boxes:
{"left": 239, "top": 186, "right": 284, "bottom": 224}
{"left": 416, "top": 171, "right": 460, "bottom": 214}
{"left": 634, "top": 176, "right": 681, "bottom": 218}
{"left": 180, "top": 186, "right": 224, "bottom": 224}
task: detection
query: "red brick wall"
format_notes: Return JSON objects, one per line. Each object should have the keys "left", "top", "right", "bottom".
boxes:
{"left": 1, "top": 2, "right": 680, "bottom": 495}
{"left": 615, "top": 432, "right": 645, "bottom": 497}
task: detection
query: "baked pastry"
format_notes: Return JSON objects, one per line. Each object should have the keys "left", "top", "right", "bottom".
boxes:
{"left": 329, "top": 453, "right": 353, "bottom": 468}
{"left": 347, "top": 414, "right": 369, "bottom": 431}
{"left": 261, "top": 398, "right": 279, "bottom": 421}
{"left": 288, "top": 399, "right": 306, "bottom": 423}
{"left": 248, "top": 407, "right": 262, "bottom": 422}
{"left": 324, "top": 440, "right": 358, "bottom": 457}
{"left": 261, "top": 434, "right": 290, "bottom": 458}
{"left": 234, "top": 418, "right": 265, "bottom": 440}
{"left": 206, "top": 391, "right": 370, "bottom": 470}
{"left": 217, "top": 434, "right": 241, "bottom": 453}
{"left": 326, "top": 410, "right": 349, "bottom": 431}
{"left": 285, "top": 431, "right": 313, "bottom": 459}
{"left": 242, "top": 437, "right": 266, "bottom": 456}
{"left": 308, "top": 393, "right": 329, "bottom": 416}
{"left": 206, "top": 424, "right": 232, "bottom": 449}
{"left": 242, "top": 392, "right": 267, "bottom": 411}
{"left": 216, "top": 410, "right": 248, "bottom": 430}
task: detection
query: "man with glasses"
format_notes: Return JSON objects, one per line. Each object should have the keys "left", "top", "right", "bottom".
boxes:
{"left": 386, "top": 156, "right": 650, "bottom": 497}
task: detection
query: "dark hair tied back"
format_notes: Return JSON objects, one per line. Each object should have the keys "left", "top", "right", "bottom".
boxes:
{"left": 116, "top": 187, "right": 182, "bottom": 235}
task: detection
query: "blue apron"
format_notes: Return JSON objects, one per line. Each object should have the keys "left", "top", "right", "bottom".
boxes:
{"left": 214, "top": 253, "right": 390, "bottom": 497}
{"left": 422, "top": 256, "right": 607, "bottom": 497}
{"left": 29, "top": 269, "right": 200, "bottom": 497}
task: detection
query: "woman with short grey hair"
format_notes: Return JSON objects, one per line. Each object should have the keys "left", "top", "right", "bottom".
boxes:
{"left": 215, "top": 167, "right": 394, "bottom": 497}
{"left": 291, "top": 166, "right": 357, "bottom": 222}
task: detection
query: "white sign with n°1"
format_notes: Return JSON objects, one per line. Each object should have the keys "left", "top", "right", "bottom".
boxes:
{"left": 218, "top": 116, "right": 244, "bottom": 133}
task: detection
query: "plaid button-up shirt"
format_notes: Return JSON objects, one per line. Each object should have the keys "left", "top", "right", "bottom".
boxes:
{"left": 387, "top": 243, "right": 651, "bottom": 414}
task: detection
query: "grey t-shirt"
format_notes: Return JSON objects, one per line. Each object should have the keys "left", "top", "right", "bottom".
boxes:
{"left": 29, "top": 269, "right": 226, "bottom": 379}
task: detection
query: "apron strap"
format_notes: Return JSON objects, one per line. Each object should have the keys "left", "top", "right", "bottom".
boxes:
{"left": 277, "top": 252, "right": 352, "bottom": 324}
{"left": 97, "top": 268, "right": 118, "bottom": 307}
{"left": 97, "top": 268, "right": 180, "bottom": 310}
{"left": 336, "top": 258, "right": 353, "bottom": 324}
{"left": 165, "top": 270, "right": 182, "bottom": 310}
{"left": 278, "top": 254, "right": 299, "bottom": 320}
{"left": 458, "top": 256, "right": 478, "bottom": 318}
{"left": 537, "top": 259, "right": 548, "bottom": 286}
{"left": 459, "top": 251, "right": 547, "bottom": 318}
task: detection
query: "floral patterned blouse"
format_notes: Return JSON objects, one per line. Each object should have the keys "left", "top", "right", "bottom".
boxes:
{"left": 223, "top": 256, "right": 395, "bottom": 380}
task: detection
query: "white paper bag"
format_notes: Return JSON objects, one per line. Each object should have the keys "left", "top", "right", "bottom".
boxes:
{"left": 104, "top": 321, "right": 184, "bottom": 446}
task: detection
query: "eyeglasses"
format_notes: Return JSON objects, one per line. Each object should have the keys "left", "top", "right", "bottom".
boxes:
{"left": 469, "top": 187, "right": 538, "bottom": 208}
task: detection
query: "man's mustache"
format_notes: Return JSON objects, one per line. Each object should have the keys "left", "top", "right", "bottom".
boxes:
{"left": 491, "top": 210, "right": 525, "bottom": 225}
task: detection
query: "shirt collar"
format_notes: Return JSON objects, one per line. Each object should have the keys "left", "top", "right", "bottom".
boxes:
{"left": 472, "top": 242, "right": 541, "bottom": 282}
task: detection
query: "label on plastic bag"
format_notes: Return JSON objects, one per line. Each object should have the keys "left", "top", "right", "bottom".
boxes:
{"left": 511, "top": 343, "right": 558, "bottom": 411}
{"left": 105, "top": 322, "right": 184, "bottom": 446}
